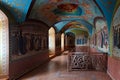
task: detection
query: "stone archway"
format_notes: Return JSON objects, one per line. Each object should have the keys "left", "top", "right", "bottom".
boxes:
{"left": 61, "top": 33, "right": 64, "bottom": 51}
{"left": 0, "top": 10, "right": 9, "bottom": 76}
{"left": 49, "top": 27, "right": 55, "bottom": 57}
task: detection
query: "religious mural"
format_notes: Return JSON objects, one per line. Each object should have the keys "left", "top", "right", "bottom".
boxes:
{"left": 10, "top": 25, "right": 48, "bottom": 61}
{"left": 95, "top": 0, "right": 116, "bottom": 32}
{"left": 95, "top": 18, "right": 109, "bottom": 52}
{"left": 112, "top": 6, "right": 120, "bottom": 58}
{"left": 90, "top": 33, "right": 97, "bottom": 48}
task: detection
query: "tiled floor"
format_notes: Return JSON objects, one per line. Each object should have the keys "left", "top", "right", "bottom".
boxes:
{"left": 19, "top": 54, "right": 112, "bottom": 80}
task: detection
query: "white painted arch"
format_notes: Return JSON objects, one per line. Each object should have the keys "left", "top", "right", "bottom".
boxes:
{"left": 61, "top": 33, "right": 64, "bottom": 51}
{"left": 49, "top": 27, "right": 55, "bottom": 55}
{"left": 0, "top": 10, "right": 9, "bottom": 76}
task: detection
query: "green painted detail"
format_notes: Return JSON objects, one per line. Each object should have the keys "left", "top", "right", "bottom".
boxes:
{"left": 113, "top": 0, "right": 120, "bottom": 18}
{"left": 110, "top": 0, "right": 120, "bottom": 56}
{"left": 70, "top": 29, "right": 88, "bottom": 36}
{"left": 115, "top": 0, "right": 120, "bottom": 11}
{"left": 109, "top": 27, "right": 113, "bottom": 56}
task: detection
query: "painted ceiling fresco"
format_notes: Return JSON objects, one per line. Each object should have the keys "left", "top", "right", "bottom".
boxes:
{"left": 0, "top": 0, "right": 32, "bottom": 22}
{"left": 60, "top": 21, "right": 89, "bottom": 34}
{"left": 0, "top": 0, "right": 117, "bottom": 34}
{"left": 53, "top": 3, "right": 82, "bottom": 16}
{"left": 65, "top": 22, "right": 88, "bottom": 31}
{"left": 54, "top": 20, "right": 93, "bottom": 35}
{"left": 29, "top": 0, "right": 103, "bottom": 26}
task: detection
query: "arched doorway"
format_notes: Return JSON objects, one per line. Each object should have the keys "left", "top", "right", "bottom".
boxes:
{"left": 61, "top": 33, "right": 64, "bottom": 51}
{"left": 65, "top": 32, "right": 75, "bottom": 50}
{"left": 0, "top": 10, "right": 9, "bottom": 76}
{"left": 49, "top": 27, "right": 55, "bottom": 57}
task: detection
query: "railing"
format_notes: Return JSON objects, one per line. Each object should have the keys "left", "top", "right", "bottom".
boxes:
{"left": 67, "top": 52, "right": 107, "bottom": 72}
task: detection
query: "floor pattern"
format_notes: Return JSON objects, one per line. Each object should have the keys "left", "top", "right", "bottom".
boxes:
{"left": 19, "top": 54, "right": 112, "bottom": 80}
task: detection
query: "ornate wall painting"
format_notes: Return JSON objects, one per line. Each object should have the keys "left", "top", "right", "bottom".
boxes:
{"left": 97, "top": 31, "right": 101, "bottom": 49}
{"left": 95, "top": 19, "right": 109, "bottom": 52}
{"left": 10, "top": 25, "right": 48, "bottom": 61}
{"left": 94, "top": 33, "right": 97, "bottom": 46}
{"left": 95, "top": 0, "right": 116, "bottom": 32}
{"left": 90, "top": 35, "right": 94, "bottom": 47}
{"left": 91, "top": 33, "right": 97, "bottom": 47}
{"left": 112, "top": 6, "right": 120, "bottom": 58}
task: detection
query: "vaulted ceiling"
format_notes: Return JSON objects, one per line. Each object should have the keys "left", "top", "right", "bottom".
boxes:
{"left": 0, "top": 0, "right": 118, "bottom": 35}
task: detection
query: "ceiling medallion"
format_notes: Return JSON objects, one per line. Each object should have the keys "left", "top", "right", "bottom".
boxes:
{"left": 57, "top": 3, "right": 78, "bottom": 12}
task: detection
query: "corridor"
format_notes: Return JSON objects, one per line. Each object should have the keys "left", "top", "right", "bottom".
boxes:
{"left": 19, "top": 54, "right": 111, "bottom": 80}
{"left": 0, "top": 1, "right": 120, "bottom": 80}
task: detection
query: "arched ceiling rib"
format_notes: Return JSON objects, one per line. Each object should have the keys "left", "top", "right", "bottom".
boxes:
{"left": 60, "top": 22, "right": 88, "bottom": 33}
{"left": 54, "top": 20, "right": 93, "bottom": 35}
{"left": 94, "top": 0, "right": 117, "bottom": 32}
{"left": 29, "top": 0, "right": 103, "bottom": 26}
{"left": 64, "top": 22, "right": 88, "bottom": 31}
{"left": 65, "top": 28, "right": 89, "bottom": 36}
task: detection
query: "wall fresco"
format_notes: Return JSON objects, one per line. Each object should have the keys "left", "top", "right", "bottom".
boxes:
{"left": 10, "top": 22, "right": 48, "bottom": 61}
{"left": 95, "top": 19, "right": 109, "bottom": 52}
{"left": 95, "top": 0, "right": 116, "bottom": 32}
{"left": 112, "top": 6, "right": 120, "bottom": 58}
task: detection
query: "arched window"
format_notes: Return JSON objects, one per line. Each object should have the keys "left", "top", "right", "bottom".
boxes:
{"left": 49, "top": 27, "right": 55, "bottom": 57}
{"left": 61, "top": 33, "right": 64, "bottom": 51}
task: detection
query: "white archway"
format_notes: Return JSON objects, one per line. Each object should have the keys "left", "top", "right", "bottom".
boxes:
{"left": 0, "top": 10, "right": 9, "bottom": 76}
{"left": 49, "top": 27, "right": 55, "bottom": 57}
{"left": 61, "top": 33, "right": 64, "bottom": 51}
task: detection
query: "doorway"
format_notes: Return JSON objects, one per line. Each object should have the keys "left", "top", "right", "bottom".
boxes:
{"left": 61, "top": 33, "right": 64, "bottom": 51}
{"left": 49, "top": 27, "right": 55, "bottom": 57}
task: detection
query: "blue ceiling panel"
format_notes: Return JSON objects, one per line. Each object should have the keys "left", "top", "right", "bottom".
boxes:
{"left": 54, "top": 21, "right": 70, "bottom": 32}
{"left": 54, "top": 20, "right": 93, "bottom": 36}
{"left": 95, "top": 0, "right": 116, "bottom": 32}
{"left": 0, "top": 0, "right": 32, "bottom": 23}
